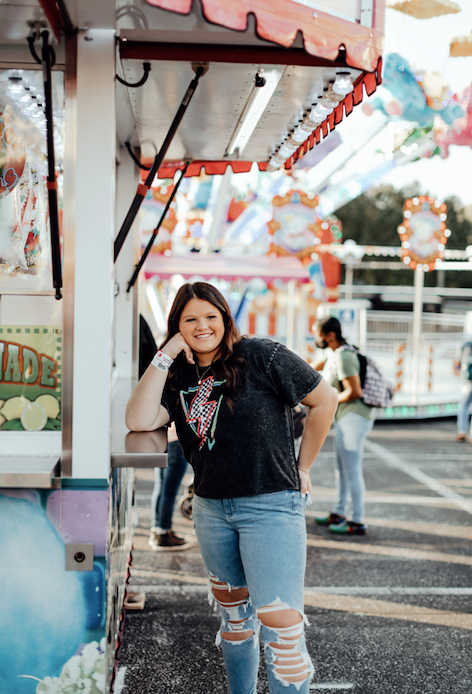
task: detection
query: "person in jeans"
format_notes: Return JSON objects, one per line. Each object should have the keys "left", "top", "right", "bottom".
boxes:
{"left": 126, "top": 282, "right": 337, "bottom": 694}
{"left": 139, "top": 315, "right": 190, "bottom": 550}
{"left": 149, "top": 423, "right": 191, "bottom": 550}
{"left": 454, "top": 340, "right": 472, "bottom": 443}
{"left": 313, "top": 316, "right": 374, "bottom": 536}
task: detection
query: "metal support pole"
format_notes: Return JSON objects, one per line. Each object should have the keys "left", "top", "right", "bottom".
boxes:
{"left": 345, "top": 261, "right": 354, "bottom": 301}
{"left": 114, "top": 66, "right": 206, "bottom": 262}
{"left": 203, "top": 166, "right": 232, "bottom": 253}
{"left": 411, "top": 266, "right": 424, "bottom": 405}
{"left": 297, "top": 284, "right": 308, "bottom": 358}
{"left": 286, "top": 280, "right": 296, "bottom": 351}
{"left": 359, "top": 306, "right": 367, "bottom": 352}
{"left": 126, "top": 163, "right": 189, "bottom": 292}
{"left": 41, "top": 30, "right": 63, "bottom": 299}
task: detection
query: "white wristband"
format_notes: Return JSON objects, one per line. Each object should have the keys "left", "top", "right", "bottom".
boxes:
{"left": 151, "top": 350, "right": 174, "bottom": 371}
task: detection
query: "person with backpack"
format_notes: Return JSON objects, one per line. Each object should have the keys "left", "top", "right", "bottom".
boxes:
{"left": 454, "top": 339, "right": 472, "bottom": 443}
{"left": 313, "top": 316, "right": 375, "bottom": 536}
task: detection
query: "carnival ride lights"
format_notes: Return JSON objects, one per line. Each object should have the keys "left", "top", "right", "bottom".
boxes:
{"left": 267, "top": 72, "right": 354, "bottom": 172}
{"left": 397, "top": 197, "right": 450, "bottom": 271}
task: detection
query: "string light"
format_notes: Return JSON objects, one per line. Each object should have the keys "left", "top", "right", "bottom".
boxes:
{"left": 333, "top": 71, "right": 353, "bottom": 95}
{"left": 266, "top": 73, "right": 354, "bottom": 172}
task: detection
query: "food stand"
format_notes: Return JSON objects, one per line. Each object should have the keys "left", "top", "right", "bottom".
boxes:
{"left": 0, "top": 1, "right": 384, "bottom": 692}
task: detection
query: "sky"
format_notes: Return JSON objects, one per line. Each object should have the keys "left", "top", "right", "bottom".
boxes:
{"left": 336, "top": 3, "right": 472, "bottom": 207}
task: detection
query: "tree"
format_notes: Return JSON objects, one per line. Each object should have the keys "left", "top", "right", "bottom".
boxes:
{"left": 335, "top": 184, "right": 472, "bottom": 289}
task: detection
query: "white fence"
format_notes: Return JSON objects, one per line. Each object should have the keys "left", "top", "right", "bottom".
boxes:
{"left": 363, "top": 311, "right": 466, "bottom": 408}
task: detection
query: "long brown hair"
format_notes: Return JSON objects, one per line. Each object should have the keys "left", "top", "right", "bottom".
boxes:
{"left": 160, "top": 282, "right": 246, "bottom": 403}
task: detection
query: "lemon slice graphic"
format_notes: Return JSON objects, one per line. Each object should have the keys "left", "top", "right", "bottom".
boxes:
{"left": 20, "top": 402, "right": 47, "bottom": 431}
{"left": 1, "top": 395, "right": 30, "bottom": 421}
{"left": 35, "top": 394, "right": 60, "bottom": 419}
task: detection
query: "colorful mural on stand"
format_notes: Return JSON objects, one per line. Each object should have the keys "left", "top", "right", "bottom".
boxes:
{"left": 0, "top": 487, "right": 107, "bottom": 694}
{"left": 0, "top": 468, "right": 135, "bottom": 694}
{"left": 0, "top": 71, "right": 62, "bottom": 277}
{"left": 0, "top": 326, "right": 62, "bottom": 431}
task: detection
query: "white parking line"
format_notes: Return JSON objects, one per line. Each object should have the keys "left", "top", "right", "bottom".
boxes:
{"left": 132, "top": 584, "right": 472, "bottom": 596}
{"left": 364, "top": 439, "right": 472, "bottom": 515}
{"left": 311, "top": 685, "right": 354, "bottom": 690}
{"left": 304, "top": 586, "right": 472, "bottom": 596}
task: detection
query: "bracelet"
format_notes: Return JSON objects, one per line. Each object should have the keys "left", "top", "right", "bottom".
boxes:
{"left": 151, "top": 350, "right": 174, "bottom": 371}
{"left": 298, "top": 468, "right": 311, "bottom": 474}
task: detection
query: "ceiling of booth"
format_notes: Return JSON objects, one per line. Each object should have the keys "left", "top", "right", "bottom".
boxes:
{"left": 0, "top": 0, "right": 376, "bottom": 168}
{"left": 117, "top": 57, "right": 362, "bottom": 162}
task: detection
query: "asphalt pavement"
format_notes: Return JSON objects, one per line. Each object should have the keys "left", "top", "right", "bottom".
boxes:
{"left": 116, "top": 418, "right": 472, "bottom": 694}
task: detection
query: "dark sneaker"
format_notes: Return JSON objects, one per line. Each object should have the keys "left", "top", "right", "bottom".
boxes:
{"left": 149, "top": 530, "right": 191, "bottom": 551}
{"left": 329, "top": 520, "right": 367, "bottom": 535}
{"left": 314, "top": 513, "right": 345, "bottom": 526}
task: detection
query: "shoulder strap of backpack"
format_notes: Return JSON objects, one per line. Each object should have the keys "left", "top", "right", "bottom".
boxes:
{"left": 337, "top": 344, "right": 366, "bottom": 388}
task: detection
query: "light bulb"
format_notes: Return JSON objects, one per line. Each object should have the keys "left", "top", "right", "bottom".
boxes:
{"left": 326, "top": 88, "right": 343, "bottom": 103}
{"left": 278, "top": 143, "right": 297, "bottom": 158}
{"left": 267, "top": 158, "right": 281, "bottom": 172}
{"left": 310, "top": 103, "right": 333, "bottom": 120}
{"left": 321, "top": 95, "right": 339, "bottom": 109}
{"left": 292, "top": 126, "right": 307, "bottom": 143}
{"left": 333, "top": 72, "right": 353, "bottom": 96}
{"left": 300, "top": 120, "right": 316, "bottom": 134}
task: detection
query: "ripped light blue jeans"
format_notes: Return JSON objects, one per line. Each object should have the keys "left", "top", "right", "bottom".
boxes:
{"left": 333, "top": 412, "right": 374, "bottom": 524}
{"left": 193, "top": 490, "right": 313, "bottom": 694}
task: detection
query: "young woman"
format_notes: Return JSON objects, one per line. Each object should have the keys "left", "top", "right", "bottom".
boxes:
{"left": 126, "top": 282, "right": 337, "bottom": 694}
{"left": 313, "top": 316, "right": 374, "bottom": 535}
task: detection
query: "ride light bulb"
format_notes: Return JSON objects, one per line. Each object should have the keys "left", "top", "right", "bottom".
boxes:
{"left": 279, "top": 143, "right": 297, "bottom": 158}
{"left": 292, "top": 126, "right": 308, "bottom": 143}
{"left": 321, "top": 94, "right": 340, "bottom": 109}
{"left": 300, "top": 120, "right": 316, "bottom": 134}
{"left": 333, "top": 72, "right": 353, "bottom": 96}
{"left": 310, "top": 103, "right": 333, "bottom": 120}
{"left": 7, "top": 75, "right": 23, "bottom": 98}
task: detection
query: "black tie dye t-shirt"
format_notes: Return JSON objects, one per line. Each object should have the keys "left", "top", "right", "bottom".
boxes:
{"left": 161, "top": 337, "right": 321, "bottom": 499}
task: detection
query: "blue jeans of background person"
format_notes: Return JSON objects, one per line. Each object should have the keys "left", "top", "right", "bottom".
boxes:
{"left": 457, "top": 381, "right": 472, "bottom": 437}
{"left": 151, "top": 440, "right": 188, "bottom": 531}
{"left": 333, "top": 412, "right": 373, "bottom": 524}
{"left": 193, "top": 490, "right": 313, "bottom": 694}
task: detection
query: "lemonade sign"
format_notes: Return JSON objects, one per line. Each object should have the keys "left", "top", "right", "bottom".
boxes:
{"left": 0, "top": 326, "right": 62, "bottom": 431}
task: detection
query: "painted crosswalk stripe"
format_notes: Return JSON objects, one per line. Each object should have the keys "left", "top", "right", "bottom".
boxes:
{"left": 311, "top": 685, "right": 354, "bottom": 690}
{"left": 303, "top": 593, "right": 472, "bottom": 629}
{"left": 364, "top": 439, "right": 472, "bottom": 515}
{"left": 306, "top": 536, "right": 472, "bottom": 565}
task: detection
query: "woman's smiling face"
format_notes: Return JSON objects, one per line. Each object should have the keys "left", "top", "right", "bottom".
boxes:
{"left": 178, "top": 298, "right": 225, "bottom": 364}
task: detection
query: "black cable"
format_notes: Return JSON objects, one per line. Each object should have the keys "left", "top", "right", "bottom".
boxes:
{"left": 114, "top": 66, "right": 205, "bottom": 262}
{"left": 116, "top": 62, "right": 151, "bottom": 88}
{"left": 27, "top": 35, "right": 41, "bottom": 65}
{"left": 40, "top": 30, "right": 63, "bottom": 300}
{"left": 116, "top": 5, "right": 149, "bottom": 30}
{"left": 124, "top": 142, "right": 151, "bottom": 170}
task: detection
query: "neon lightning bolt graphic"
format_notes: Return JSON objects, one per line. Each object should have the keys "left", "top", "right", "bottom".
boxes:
{"left": 186, "top": 376, "right": 217, "bottom": 449}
